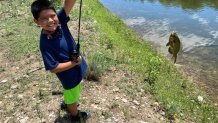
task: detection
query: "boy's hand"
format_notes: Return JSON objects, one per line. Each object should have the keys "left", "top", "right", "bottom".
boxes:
{"left": 72, "top": 55, "right": 82, "bottom": 65}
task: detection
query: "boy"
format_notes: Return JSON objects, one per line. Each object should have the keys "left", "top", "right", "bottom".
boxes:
{"left": 31, "top": 0, "right": 90, "bottom": 122}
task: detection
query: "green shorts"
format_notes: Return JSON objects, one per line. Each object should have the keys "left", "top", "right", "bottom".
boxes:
{"left": 63, "top": 83, "right": 81, "bottom": 104}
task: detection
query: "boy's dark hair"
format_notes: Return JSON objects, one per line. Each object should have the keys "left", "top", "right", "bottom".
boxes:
{"left": 31, "top": 0, "right": 56, "bottom": 20}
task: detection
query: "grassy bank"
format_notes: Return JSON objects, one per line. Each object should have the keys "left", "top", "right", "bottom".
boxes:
{"left": 82, "top": 0, "right": 218, "bottom": 122}
{"left": 0, "top": 0, "right": 217, "bottom": 122}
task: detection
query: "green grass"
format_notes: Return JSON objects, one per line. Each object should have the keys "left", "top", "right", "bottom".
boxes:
{"left": 0, "top": 0, "right": 39, "bottom": 60}
{"left": 1, "top": 0, "right": 217, "bottom": 122}
{"left": 82, "top": 0, "right": 218, "bottom": 122}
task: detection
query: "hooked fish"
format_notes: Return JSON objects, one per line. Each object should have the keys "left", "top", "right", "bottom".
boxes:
{"left": 166, "top": 31, "right": 181, "bottom": 63}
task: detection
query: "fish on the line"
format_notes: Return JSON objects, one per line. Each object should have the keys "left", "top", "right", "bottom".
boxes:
{"left": 166, "top": 31, "right": 181, "bottom": 63}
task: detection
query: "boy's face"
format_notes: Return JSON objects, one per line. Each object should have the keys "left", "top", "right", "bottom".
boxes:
{"left": 34, "top": 9, "right": 59, "bottom": 33}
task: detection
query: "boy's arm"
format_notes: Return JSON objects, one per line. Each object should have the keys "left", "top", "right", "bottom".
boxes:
{"left": 50, "top": 56, "right": 82, "bottom": 73}
{"left": 64, "top": 0, "right": 77, "bottom": 16}
{"left": 50, "top": 61, "right": 77, "bottom": 73}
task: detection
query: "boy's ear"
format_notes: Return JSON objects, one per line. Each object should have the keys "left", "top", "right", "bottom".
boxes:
{"left": 33, "top": 19, "right": 39, "bottom": 25}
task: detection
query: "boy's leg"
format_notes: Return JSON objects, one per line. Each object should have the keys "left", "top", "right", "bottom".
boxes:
{"left": 67, "top": 103, "right": 79, "bottom": 116}
{"left": 63, "top": 83, "right": 91, "bottom": 121}
{"left": 63, "top": 83, "right": 81, "bottom": 117}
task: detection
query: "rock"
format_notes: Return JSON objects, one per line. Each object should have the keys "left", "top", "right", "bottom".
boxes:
{"left": 4, "top": 117, "right": 12, "bottom": 123}
{"left": 121, "top": 98, "right": 128, "bottom": 103}
{"left": 197, "top": 95, "right": 203, "bottom": 102}
{"left": 41, "top": 118, "right": 46, "bottom": 123}
{"left": 91, "top": 104, "right": 101, "bottom": 110}
{"left": 133, "top": 100, "right": 140, "bottom": 105}
{"left": 160, "top": 111, "right": 165, "bottom": 116}
{"left": 101, "top": 98, "right": 106, "bottom": 102}
{"left": 18, "top": 94, "right": 24, "bottom": 99}
{"left": 9, "top": 95, "right": 13, "bottom": 98}
{"left": 1, "top": 79, "right": 7, "bottom": 83}
{"left": 11, "top": 85, "right": 18, "bottom": 89}
{"left": 160, "top": 116, "right": 165, "bottom": 121}
{"left": 106, "top": 118, "right": 112, "bottom": 122}
{"left": 106, "top": 117, "right": 118, "bottom": 123}
{"left": 111, "top": 117, "right": 119, "bottom": 122}
{"left": 147, "top": 114, "right": 152, "bottom": 118}
{"left": 139, "top": 121, "right": 148, "bottom": 123}
{"left": 19, "top": 116, "right": 29, "bottom": 123}
{"left": 112, "top": 88, "right": 119, "bottom": 92}
{"left": 152, "top": 102, "right": 159, "bottom": 107}
{"left": 114, "top": 96, "right": 120, "bottom": 100}
{"left": 23, "top": 74, "right": 29, "bottom": 78}
{"left": 48, "top": 112, "right": 56, "bottom": 122}
{"left": 131, "top": 105, "right": 136, "bottom": 109}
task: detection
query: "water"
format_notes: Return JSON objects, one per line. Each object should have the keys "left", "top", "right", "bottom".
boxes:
{"left": 100, "top": 0, "right": 218, "bottom": 102}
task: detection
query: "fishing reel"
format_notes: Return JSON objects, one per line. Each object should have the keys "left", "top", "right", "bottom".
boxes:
{"left": 71, "top": 42, "right": 80, "bottom": 62}
{"left": 71, "top": 50, "right": 80, "bottom": 63}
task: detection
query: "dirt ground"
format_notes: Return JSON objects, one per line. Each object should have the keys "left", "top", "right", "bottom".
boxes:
{"left": 0, "top": 52, "right": 167, "bottom": 123}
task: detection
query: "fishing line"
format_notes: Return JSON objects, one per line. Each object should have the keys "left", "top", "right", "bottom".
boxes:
{"left": 76, "top": 0, "right": 82, "bottom": 53}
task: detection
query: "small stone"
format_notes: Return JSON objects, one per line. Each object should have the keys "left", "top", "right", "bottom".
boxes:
{"left": 91, "top": 104, "right": 98, "bottom": 109}
{"left": 111, "top": 117, "right": 118, "bottom": 122}
{"left": 19, "top": 116, "right": 29, "bottom": 123}
{"left": 41, "top": 118, "right": 46, "bottom": 123}
{"left": 23, "top": 74, "right": 29, "bottom": 78}
{"left": 18, "top": 94, "right": 24, "bottom": 99}
{"left": 139, "top": 121, "right": 148, "bottom": 123}
{"left": 11, "top": 85, "right": 18, "bottom": 89}
{"left": 133, "top": 100, "right": 140, "bottom": 105}
{"left": 197, "top": 96, "right": 203, "bottom": 102}
{"left": 101, "top": 98, "right": 106, "bottom": 102}
{"left": 131, "top": 105, "right": 136, "bottom": 109}
{"left": 4, "top": 117, "right": 12, "bottom": 123}
{"left": 48, "top": 112, "right": 56, "bottom": 121}
{"left": 114, "top": 96, "right": 119, "bottom": 100}
{"left": 160, "top": 111, "right": 165, "bottom": 116}
{"left": 153, "top": 102, "right": 159, "bottom": 107}
{"left": 122, "top": 98, "right": 128, "bottom": 103}
{"left": 147, "top": 114, "right": 151, "bottom": 118}
{"left": 160, "top": 116, "right": 165, "bottom": 121}
{"left": 112, "top": 87, "right": 119, "bottom": 92}
{"left": 1, "top": 79, "right": 7, "bottom": 83}
{"left": 106, "top": 118, "right": 112, "bottom": 122}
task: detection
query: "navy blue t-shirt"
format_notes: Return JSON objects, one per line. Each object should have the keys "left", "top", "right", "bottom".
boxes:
{"left": 39, "top": 8, "right": 87, "bottom": 89}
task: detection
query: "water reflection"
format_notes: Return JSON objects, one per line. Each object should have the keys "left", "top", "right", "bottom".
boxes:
{"left": 125, "top": 0, "right": 218, "bottom": 10}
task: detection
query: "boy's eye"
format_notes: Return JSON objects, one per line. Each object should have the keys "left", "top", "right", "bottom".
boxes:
{"left": 39, "top": 15, "right": 56, "bottom": 22}
{"left": 39, "top": 17, "right": 48, "bottom": 21}
{"left": 40, "top": 18, "right": 47, "bottom": 21}
{"left": 51, "top": 14, "right": 56, "bottom": 18}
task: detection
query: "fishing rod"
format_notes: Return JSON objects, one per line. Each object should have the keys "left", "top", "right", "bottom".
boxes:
{"left": 71, "top": 0, "right": 83, "bottom": 62}
{"left": 52, "top": 0, "right": 83, "bottom": 96}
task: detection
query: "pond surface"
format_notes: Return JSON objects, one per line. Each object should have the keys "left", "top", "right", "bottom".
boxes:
{"left": 100, "top": 0, "right": 218, "bottom": 102}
